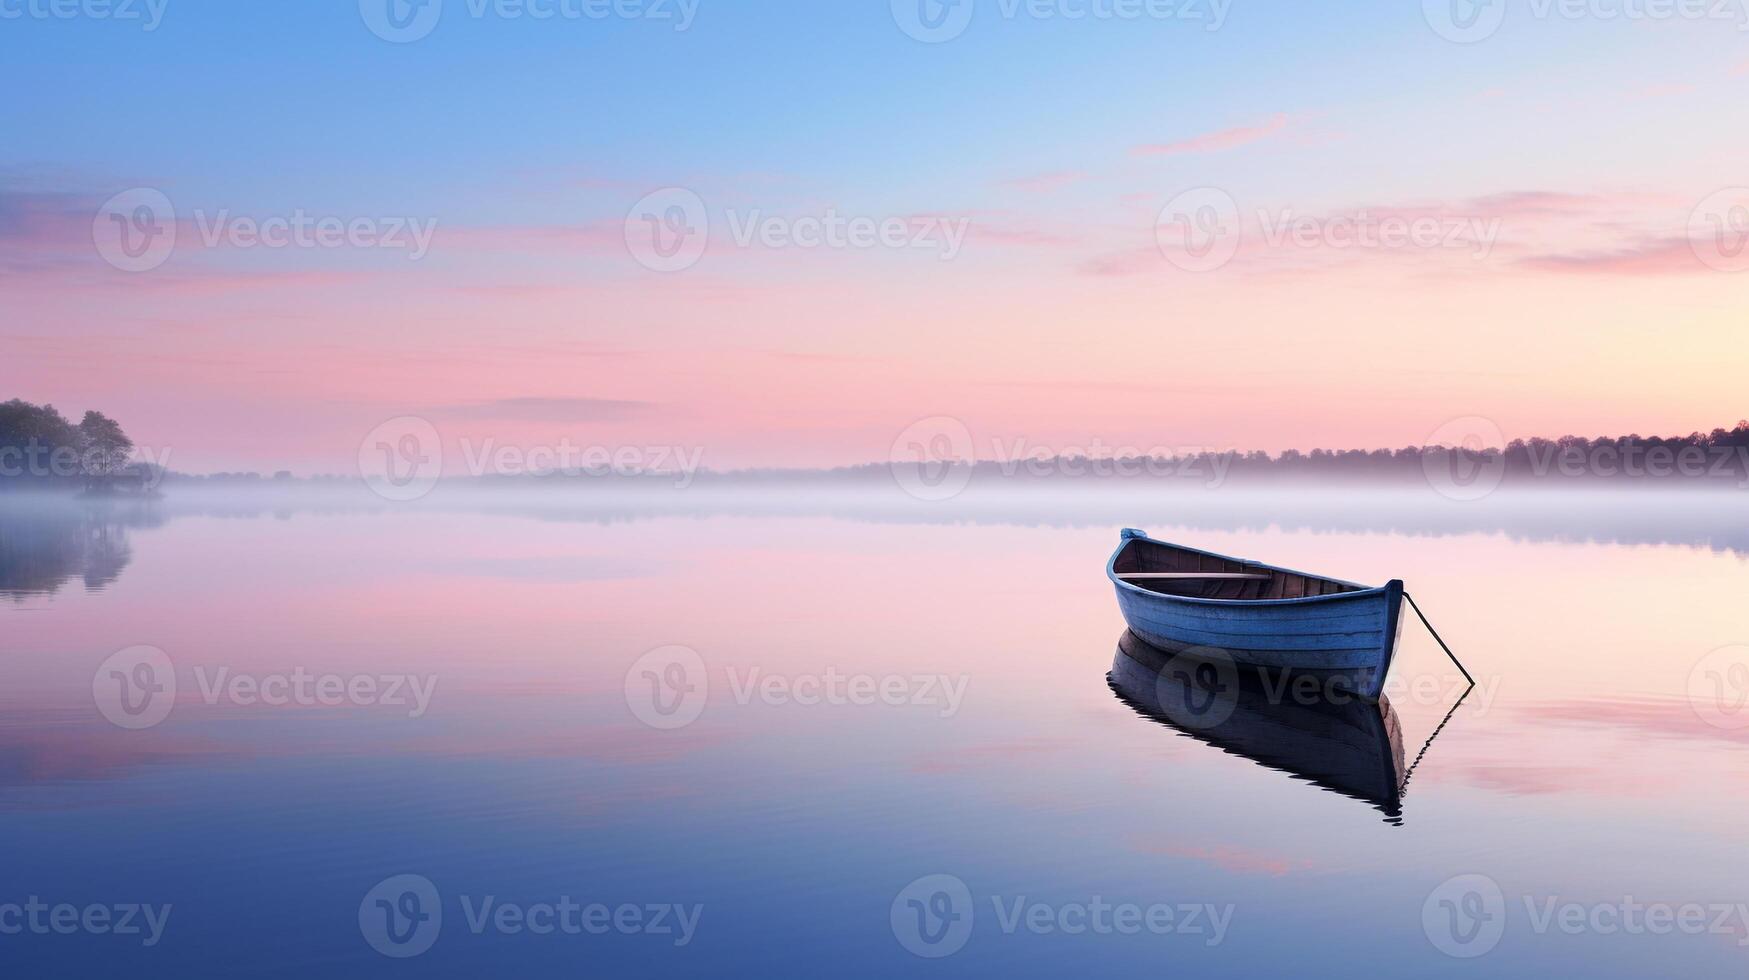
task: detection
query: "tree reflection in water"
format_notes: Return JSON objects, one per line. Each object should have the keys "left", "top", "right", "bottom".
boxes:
{"left": 0, "top": 498, "right": 159, "bottom": 596}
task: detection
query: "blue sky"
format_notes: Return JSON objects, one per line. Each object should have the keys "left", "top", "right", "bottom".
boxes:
{"left": 2, "top": 1, "right": 1746, "bottom": 470}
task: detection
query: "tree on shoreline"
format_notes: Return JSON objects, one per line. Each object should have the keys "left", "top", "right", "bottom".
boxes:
{"left": 0, "top": 399, "right": 137, "bottom": 487}
{"left": 77, "top": 411, "right": 135, "bottom": 478}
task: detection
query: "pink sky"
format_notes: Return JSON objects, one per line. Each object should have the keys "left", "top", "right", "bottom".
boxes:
{"left": 5, "top": 39, "right": 1747, "bottom": 474}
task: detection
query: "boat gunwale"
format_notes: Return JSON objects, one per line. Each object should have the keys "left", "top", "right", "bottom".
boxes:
{"left": 1106, "top": 532, "right": 1384, "bottom": 607}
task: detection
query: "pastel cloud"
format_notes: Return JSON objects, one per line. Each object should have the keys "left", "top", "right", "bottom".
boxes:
{"left": 1132, "top": 113, "right": 1289, "bottom": 157}
{"left": 1516, "top": 237, "right": 1709, "bottom": 276}
{"left": 998, "top": 171, "right": 1088, "bottom": 193}
{"left": 432, "top": 221, "right": 626, "bottom": 255}
{"left": 425, "top": 397, "right": 652, "bottom": 422}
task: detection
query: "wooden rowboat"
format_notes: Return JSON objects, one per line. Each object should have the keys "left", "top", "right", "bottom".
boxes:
{"left": 1108, "top": 529, "right": 1405, "bottom": 701}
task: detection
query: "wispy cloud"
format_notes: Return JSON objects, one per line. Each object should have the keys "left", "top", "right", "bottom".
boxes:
{"left": 1132, "top": 113, "right": 1289, "bottom": 157}
{"left": 1517, "top": 237, "right": 1706, "bottom": 276}
{"left": 1079, "top": 247, "right": 1163, "bottom": 278}
{"left": 998, "top": 171, "right": 1087, "bottom": 193}
{"left": 1632, "top": 82, "right": 1699, "bottom": 100}
{"left": 427, "top": 397, "right": 652, "bottom": 422}
{"left": 969, "top": 224, "right": 1080, "bottom": 248}
{"left": 433, "top": 222, "right": 626, "bottom": 255}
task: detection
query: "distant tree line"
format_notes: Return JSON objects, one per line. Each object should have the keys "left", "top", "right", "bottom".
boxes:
{"left": 0, "top": 399, "right": 144, "bottom": 490}
{"left": 869, "top": 421, "right": 1749, "bottom": 489}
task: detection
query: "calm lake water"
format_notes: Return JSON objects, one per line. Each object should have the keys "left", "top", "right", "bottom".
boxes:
{"left": 3, "top": 487, "right": 1747, "bottom": 977}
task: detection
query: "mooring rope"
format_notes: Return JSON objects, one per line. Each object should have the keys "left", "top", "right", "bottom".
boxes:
{"left": 1402, "top": 591, "right": 1475, "bottom": 686}
{"left": 1397, "top": 683, "right": 1473, "bottom": 798}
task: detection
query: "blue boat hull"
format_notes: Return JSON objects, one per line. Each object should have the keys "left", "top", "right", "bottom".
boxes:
{"left": 1108, "top": 530, "right": 1405, "bottom": 700}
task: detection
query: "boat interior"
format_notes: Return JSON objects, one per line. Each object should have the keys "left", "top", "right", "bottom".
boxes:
{"left": 1113, "top": 537, "right": 1366, "bottom": 600}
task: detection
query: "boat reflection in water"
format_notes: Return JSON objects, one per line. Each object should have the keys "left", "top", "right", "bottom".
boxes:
{"left": 1109, "top": 629, "right": 1425, "bottom": 824}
